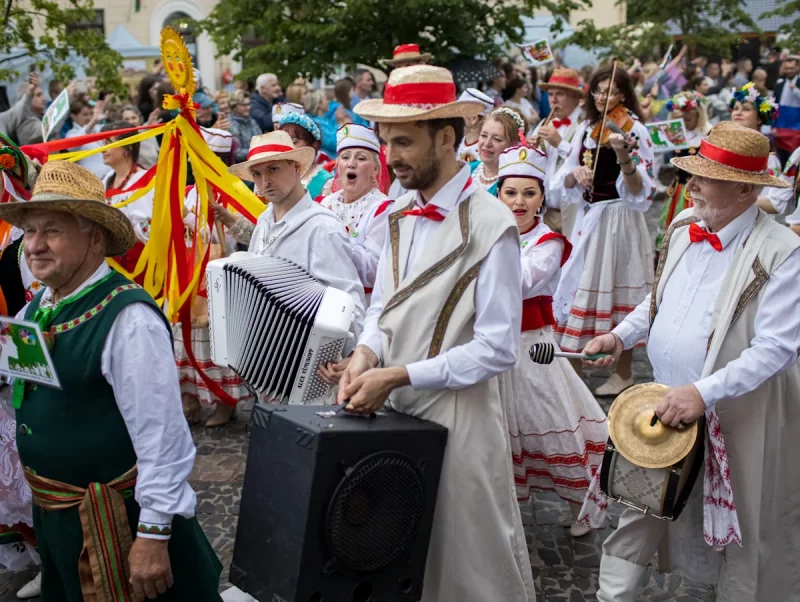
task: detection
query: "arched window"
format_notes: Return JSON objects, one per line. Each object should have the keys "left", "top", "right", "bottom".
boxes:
{"left": 164, "top": 11, "right": 196, "bottom": 45}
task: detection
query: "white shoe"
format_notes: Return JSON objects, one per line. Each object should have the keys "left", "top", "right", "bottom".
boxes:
{"left": 570, "top": 521, "right": 591, "bottom": 537}
{"left": 17, "top": 571, "right": 42, "bottom": 599}
{"left": 597, "top": 555, "right": 647, "bottom": 602}
{"left": 594, "top": 373, "right": 634, "bottom": 397}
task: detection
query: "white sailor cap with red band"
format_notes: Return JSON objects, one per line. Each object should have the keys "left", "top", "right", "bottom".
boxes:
{"left": 336, "top": 124, "right": 380, "bottom": 154}
{"left": 498, "top": 145, "right": 548, "bottom": 182}
{"left": 200, "top": 127, "right": 233, "bottom": 154}
{"left": 457, "top": 88, "right": 494, "bottom": 116}
{"left": 271, "top": 102, "right": 304, "bottom": 124}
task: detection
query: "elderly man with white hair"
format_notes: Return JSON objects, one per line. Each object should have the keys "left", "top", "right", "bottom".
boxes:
{"left": 251, "top": 73, "right": 284, "bottom": 133}
{"left": 582, "top": 121, "right": 800, "bottom": 602}
{"left": 0, "top": 160, "right": 224, "bottom": 602}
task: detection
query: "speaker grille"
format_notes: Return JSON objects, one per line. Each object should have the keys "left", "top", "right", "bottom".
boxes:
{"left": 326, "top": 452, "right": 424, "bottom": 573}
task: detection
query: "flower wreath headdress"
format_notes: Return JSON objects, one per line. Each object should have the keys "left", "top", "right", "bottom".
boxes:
{"left": 730, "top": 82, "right": 779, "bottom": 126}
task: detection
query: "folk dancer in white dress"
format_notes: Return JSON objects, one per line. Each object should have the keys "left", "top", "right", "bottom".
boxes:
{"left": 175, "top": 128, "right": 254, "bottom": 427}
{"left": 320, "top": 124, "right": 393, "bottom": 300}
{"left": 339, "top": 65, "right": 536, "bottom": 602}
{"left": 582, "top": 123, "right": 800, "bottom": 602}
{"left": 495, "top": 144, "right": 608, "bottom": 538}
{"left": 533, "top": 68, "right": 586, "bottom": 235}
{"left": 455, "top": 88, "right": 494, "bottom": 164}
{"left": 552, "top": 64, "right": 655, "bottom": 397}
{"left": 470, "top": 106, "right": 528, "bottom": 195}
{"left": 228, "top": 131, "right": 365, "bottom": 357}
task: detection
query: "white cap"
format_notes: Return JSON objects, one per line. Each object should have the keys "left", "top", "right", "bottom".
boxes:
{"left": 271, "top": 102, "right": 304, "bottom": 124}
{"left": 457, "top": 88, "right": 494, "bottom": 115}
{"left": 336, "top": 124, "right": 380, "bottom": 154}
{"left": 498, "top": 145, "right": 547, "bottom": 181}
{"left": 201, "top": 127, "right": 233, "bottom": 153}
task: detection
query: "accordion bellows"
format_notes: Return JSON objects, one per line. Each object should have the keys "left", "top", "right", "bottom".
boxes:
{"left": 206, "top": 253, "right": 355, "bottom": 404}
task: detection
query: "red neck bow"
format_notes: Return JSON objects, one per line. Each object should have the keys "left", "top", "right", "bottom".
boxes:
{"left": 688, "top": 223, "right": 723, "bottom": 252}
{"left": 401, "top": 203, "right": 445, "bottom": 221}
{"left": 552, "top": 117, "right": 572, "bottom": 129}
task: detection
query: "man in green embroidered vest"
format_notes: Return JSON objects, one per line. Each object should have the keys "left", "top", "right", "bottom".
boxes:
{"left": 0, "top": 160, "right": 223, "bottom": 601}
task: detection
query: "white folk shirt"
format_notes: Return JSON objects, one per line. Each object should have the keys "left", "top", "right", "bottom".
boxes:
{"left": 613, "top": 204, "right": 800, "bottom": 407}
{"left": 319, "top": 189, "right": 392, "bottom": 291}
{"left": 360, "top": 164, "right": 522, "bottom": 390}
{"left": 249, "top": 193, "right": 366, "bottom": 340}
{"left": 772, "top": 146, "right": 800, "bottom": 218}
{"left": 520, "top": 219, "right": 565, "bottom": 299}
{"left": 17, "top": 263, "right": 197, "bottom": 538}
{"left": 533, "top": 106, "right": 583, "bottom": 209}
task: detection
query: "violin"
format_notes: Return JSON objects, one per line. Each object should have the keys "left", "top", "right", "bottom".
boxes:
{"left": 590, "top": 104, "right": 635, "bottom": 147}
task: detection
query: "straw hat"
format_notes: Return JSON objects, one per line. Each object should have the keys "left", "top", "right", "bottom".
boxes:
{"left": 671, "top": 122, "right": 788, "bottom": 188}
{"left": 228, "top": 131, "right": 316, "bottom": 181}
{"left": 354, "top": 65, "right": 484, "bottom": 123}
{"left": 385, "top": 43, "right": 432, "bottom": 67}
{"left": 539, "top": 68, "right": 583, "bottom": 95}
{"left": 0, "top": 161, "right": 135, "bottom": 256}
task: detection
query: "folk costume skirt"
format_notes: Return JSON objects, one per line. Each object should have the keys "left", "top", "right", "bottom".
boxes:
{"left": 554, "top": 204, "right": 653, "bottom": 352}
{"left": 500, "top": 327, "right": 608, "bottom": 505}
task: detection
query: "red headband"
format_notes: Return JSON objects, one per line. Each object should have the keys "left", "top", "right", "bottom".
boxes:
{"left": 698, "top": 140, "right": 768, "bottom": 173}
{"left": 247, "top": 144, "right": 294, "bottom": 160}
{"left": 383, "top": 81, "right": 456, "bottom": 106}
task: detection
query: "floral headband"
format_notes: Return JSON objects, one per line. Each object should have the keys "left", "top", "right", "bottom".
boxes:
{"left": 491, "top": 107, "right": 526, "bottom": 132}
{"left": 666, "top": 92, "right": 701, "bottom": 114}
{"left": 278, "top": 112, "right": 321, "bottom": 141}
{"left": 730, "top": 82, "right": 779, "bottom": 126}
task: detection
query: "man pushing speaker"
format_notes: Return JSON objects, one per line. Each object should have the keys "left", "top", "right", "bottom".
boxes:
{"left": 338, "top": 65, "right": 536, "bottom": 602}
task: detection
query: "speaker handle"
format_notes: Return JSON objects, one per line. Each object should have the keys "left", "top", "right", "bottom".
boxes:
{"left": 336, "top": 402, "right": 377, "bottom": 419}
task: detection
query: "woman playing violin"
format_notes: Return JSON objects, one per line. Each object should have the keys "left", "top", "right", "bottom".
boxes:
{"left": 552, "top": 64, "right": 655, "bottom": 397}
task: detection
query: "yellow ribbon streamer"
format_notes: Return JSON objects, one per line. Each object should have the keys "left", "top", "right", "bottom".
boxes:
{"left": 49, "top": 124, "right": 168, "bottom": 162}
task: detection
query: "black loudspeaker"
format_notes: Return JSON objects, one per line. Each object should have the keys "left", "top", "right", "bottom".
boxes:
{"left": 230, "top": 404, "right": 448, "bottom": 602}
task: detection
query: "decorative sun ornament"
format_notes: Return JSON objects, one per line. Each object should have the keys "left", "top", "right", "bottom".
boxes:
{"left": 160, "top": 26, "right": 195, "bottom": 98}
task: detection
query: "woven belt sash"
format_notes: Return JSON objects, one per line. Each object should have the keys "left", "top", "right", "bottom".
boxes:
{"left": 24, "top": 466, "right": 138, "bottom": 602}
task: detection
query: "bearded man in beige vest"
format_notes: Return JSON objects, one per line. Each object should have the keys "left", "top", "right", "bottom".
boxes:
{"left": 337, "top": 65, "right": 536, "bottom": 602}
{"left": 583, "top": 122, "right": 800, "bottom": 601}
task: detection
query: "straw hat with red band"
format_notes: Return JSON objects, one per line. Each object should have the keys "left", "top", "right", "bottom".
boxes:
{"left": 671, "top": 122, "right": 788, "bottom": 188}
{"left": 385, "top": 43, "right": 432, "bottom": 67}
{"left": 228, "top": 131, "right": 316, "bottom": 181}
{"left": 539, "top": 68, "right": 583, "bottom": 95}
{"left": 354, "top": 65, "right": 484, "bottom": 123}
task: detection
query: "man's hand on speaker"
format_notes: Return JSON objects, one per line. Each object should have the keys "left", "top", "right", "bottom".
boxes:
{"left": 337, "top": 345, "right": 378, "bottom": 406}
{"left": 340, "top": 366, "right": 410, "bottom": 415}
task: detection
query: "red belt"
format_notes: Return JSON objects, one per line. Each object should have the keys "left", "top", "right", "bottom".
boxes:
{"left": 521, "top": 296, "right": 555, "bottom": 332}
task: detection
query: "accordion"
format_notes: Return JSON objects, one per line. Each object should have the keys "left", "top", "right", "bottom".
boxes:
{"left": 206, "top": 253, "right": 355, "bottom": 404}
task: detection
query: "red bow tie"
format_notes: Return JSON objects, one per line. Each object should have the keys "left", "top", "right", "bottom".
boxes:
{"left": 401, "top": 204, "right": 445, "bottom": 222}
{"left": 689, "top": 223, "right": 723, "bottom": 252}
{"left": 552, "top": 117, "right": 571, "bottom": 129}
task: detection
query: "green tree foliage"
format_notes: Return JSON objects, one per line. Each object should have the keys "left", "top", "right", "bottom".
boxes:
{"left": 3, "top": 0, "right": 124, "bottom": 95}
{"left": 198, "top": 0, "right": 589, "bottom": 83}
{"left": 761, "top": 0, "right": 800, "bottom": 52}
{"left": 564, "top": 0, "right": 758, "bottom": 62}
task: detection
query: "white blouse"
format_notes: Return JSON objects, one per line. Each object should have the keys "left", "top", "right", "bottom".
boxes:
{"left": 519, "top": 219, "right": 567, "bottom": 300}
{"left": 103, "top": 167, "right": 155, "bottom": 243}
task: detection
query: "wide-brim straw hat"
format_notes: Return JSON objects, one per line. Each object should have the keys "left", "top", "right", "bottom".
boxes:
{"left": 228, "top": 131, "right": 316, "bottom": 181}
{"left": 354, "top": 65, "right": 484, "bottom": 123}
{"left": 539, "top": 68, "right": 583, "bottom": 94}
{"left": 386, "top": 43, "right": 433, "bottom": 67}
{"left": 671, "top": 122, "right": 788, "bottom": 188}
{"left": 0, "top": 161, "right": 135, "bottom": 256}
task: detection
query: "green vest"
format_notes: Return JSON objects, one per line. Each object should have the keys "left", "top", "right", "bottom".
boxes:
{"left": 16, "top": 270, "right": 166, "bottom": 486}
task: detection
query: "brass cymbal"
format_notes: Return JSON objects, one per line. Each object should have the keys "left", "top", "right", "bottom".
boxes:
{"left": 608, "top": 383, "right": 698, "bottom": 469}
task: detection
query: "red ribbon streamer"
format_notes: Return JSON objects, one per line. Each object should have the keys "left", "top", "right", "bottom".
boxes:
{"left": 20, "top": 123, "right": 162, "bottom": 158}
{"left": 383, "top": 82, "right": 456, "bottom": 105}
{"left": 698, "top": 140, "right": 768, "bottom": 173}
{"left": 105, "top": 164, "right": 158, "bottom": 199}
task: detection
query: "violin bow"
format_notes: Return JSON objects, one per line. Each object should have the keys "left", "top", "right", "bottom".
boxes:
{"left": 589, "top": 57, "right": 620, "bottom": 195}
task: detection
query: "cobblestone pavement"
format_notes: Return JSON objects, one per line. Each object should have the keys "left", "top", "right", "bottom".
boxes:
{"left": 0, "top": 185, "right": 716, "bottom": 601}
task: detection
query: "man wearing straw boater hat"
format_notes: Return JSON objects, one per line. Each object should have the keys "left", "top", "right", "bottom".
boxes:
{"left": 534, "top": 68, "right": 585, "bottom": 234}
{"left": 0, "top": 160, "right": 224, "bottom": 601}
{"left": 582, "top": 122, "right": 800, "bottom": 601}
{"left": 337, "top": 65, "right": 536, "bottom": 602}
{"left": 228, "top": 130, "right": 365, "bottom": 339}
{"left": 384, "top": 43, "right": 432, "bottom": 68}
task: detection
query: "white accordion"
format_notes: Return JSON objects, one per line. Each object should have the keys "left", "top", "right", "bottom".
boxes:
{"left": 206, "top": 253, "right": 355, "bottom": 404}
